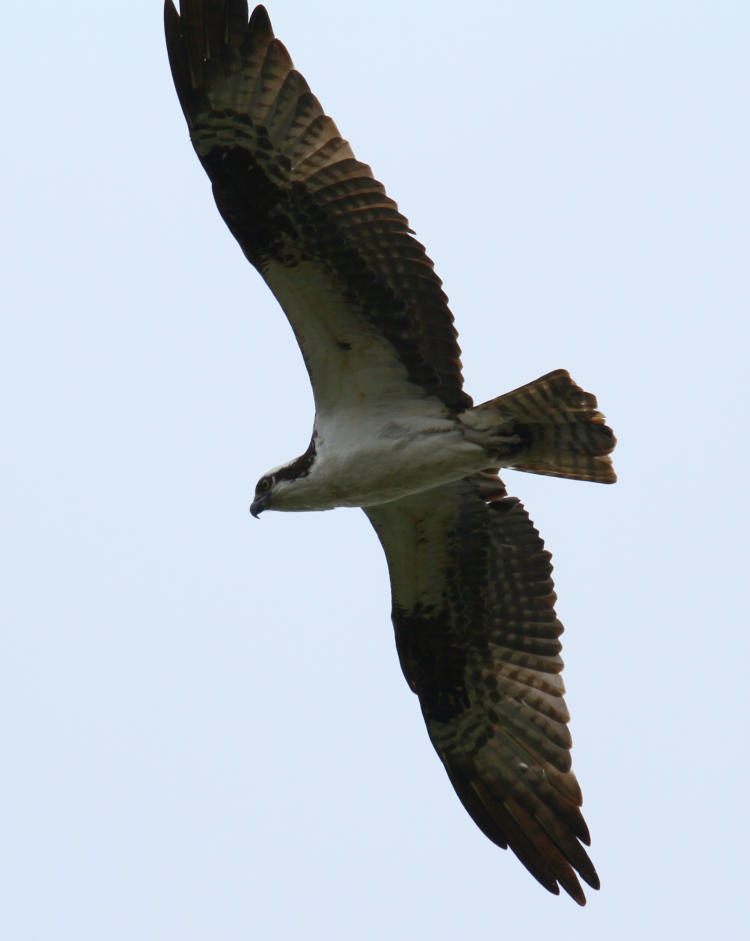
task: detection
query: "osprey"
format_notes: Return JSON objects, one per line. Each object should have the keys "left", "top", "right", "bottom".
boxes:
{"left": 165, "top": 1, "right": 616, "bottom": 904}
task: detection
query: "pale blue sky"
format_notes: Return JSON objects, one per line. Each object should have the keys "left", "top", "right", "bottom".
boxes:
{"left": 3, "top": 1, "right": 749, "bottom": 938}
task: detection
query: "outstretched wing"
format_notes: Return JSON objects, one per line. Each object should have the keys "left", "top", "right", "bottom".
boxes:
{"left": 365, "top": 473, "right": 599, "bottom": 904}
{"left": 165, "top": 1, "right": 471, "bottom": 413}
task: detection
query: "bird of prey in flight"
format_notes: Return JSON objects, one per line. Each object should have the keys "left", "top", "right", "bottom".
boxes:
{"left": 165, "top": 0, "right": 616, "bottom": 904}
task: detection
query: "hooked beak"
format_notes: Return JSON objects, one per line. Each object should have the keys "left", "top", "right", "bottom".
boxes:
{"left": 250, "top": 495, "right": 268, "bottom": 518}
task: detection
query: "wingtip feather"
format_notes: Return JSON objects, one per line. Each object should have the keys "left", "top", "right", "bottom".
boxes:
{"left": 249, "top": 4, "right": 274, "bottom": 38}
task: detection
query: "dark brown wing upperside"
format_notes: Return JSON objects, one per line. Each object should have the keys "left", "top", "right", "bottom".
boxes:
{"left": 164, "top": 1, "right": 471, "bottom": 412}
{"left": 365, "top": 473, "right": 599, "bottom": 905}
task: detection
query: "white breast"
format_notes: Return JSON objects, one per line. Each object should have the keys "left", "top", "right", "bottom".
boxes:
{"left": 275, "top": 404, "right": 487, "bottom": 511}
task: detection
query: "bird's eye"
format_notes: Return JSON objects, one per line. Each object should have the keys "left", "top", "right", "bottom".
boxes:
{"left": 258, "top": 477, "right": 272, "bottom": 492}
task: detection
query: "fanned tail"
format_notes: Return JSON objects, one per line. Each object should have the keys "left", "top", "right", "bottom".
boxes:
{"left": 467, "top": 369, "right": 617, "bottom": 483}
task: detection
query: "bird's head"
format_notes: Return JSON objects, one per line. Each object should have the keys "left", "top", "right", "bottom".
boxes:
{"left": 249, "top": 441, "right": 319, "bottom": 517}
{"left": 249, "top": 469, "right": 321, "bottom": 515}
{"left": 249, "top": 472, "right": 276, "bottom": 517}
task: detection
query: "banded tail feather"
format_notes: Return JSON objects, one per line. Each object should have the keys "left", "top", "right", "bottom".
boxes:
{"left": 468, "top": 369, "right": 617, "bottom": 484}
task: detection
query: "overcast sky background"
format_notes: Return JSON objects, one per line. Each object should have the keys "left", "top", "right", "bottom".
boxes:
{"left": 3, "top": 1, "right": 748, "bottom": 938}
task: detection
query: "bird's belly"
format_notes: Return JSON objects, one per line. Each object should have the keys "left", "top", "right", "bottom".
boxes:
{"left": 303, "top": 415, "right": 487, "bottom": 509}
